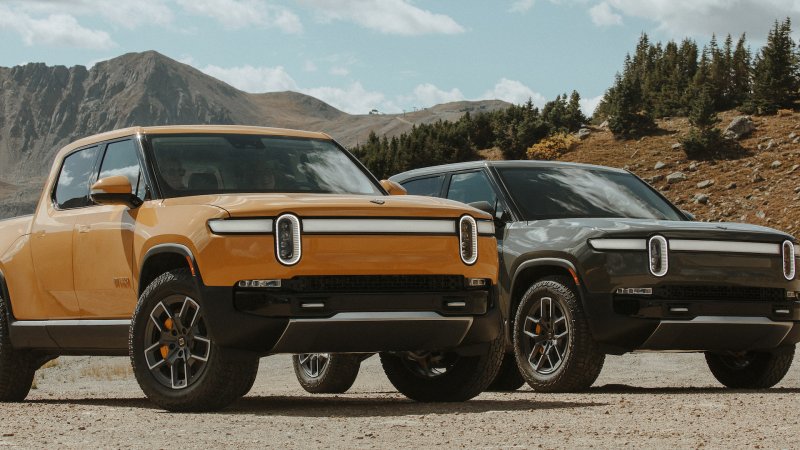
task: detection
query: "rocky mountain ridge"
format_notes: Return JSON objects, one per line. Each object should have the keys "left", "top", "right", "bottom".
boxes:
{"left": 0, "top": 51, "right": 508, "bottom": 218}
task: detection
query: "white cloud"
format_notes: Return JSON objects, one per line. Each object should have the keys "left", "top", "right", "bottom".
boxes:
{"left": 0, "top": 6, "right": 115, "bottom": 49}
{"left": 298, "top": 0, "right": 464, "bottom": 35}
{"left": 176, "top": 0, "right": 302, "bottom": 33}
{"left": 509, "top": 0, "right": 535, "bottom": 13}
{"left": 10, "top": 0, "right": 173, "bottom": 29}
{"left": 303, "top": 82, "right": 399, "bottom": 114}
{"left": 579, "top": 94, "right": 604, "bottom": 117}
{"left": 589, "top": 2, "right": 622, "bottom": 26}
{"left": 304, "top": 60, "right": 318, "bottom": 72}
{"left": 602, "top": 0, "right": 800, "bottom": 39}
{"left": 329, "top": 66, "right": 350, "bottom": 76}
{"left": 407, "top": 83, "right": 465, "bottom": 107}
{"left": 200, "top": 64, "right": 299, "bottom": 92}
{"left": 482, "top": 78, "right": 547, "bottom": 107}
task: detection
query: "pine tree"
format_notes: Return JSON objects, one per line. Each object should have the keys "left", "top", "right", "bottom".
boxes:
{"left": 749, "top": 18, "right": 799, "bottom": 114}
{"left": 565, "top": 90, "right": 587, "bottom": 130}
{"left": 607, "top": 72, "right": 655, "bottom": 138}
{"left": 729, "top": 33, "right": 752, "bottom": 107}
{"left": 682, "top": 86, "right": 723, "bottom": 157}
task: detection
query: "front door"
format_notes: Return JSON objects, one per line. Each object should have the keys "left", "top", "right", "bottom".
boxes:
{"left": 73, "top": 139, "right": 147, "bottom": 318}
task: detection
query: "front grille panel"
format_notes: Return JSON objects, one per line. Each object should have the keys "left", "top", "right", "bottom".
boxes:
{"left": 653, "top": 285, "right": 785, "bottom": 302}
{"left": 282, "top": 275, "right": 466, "bottom": 293}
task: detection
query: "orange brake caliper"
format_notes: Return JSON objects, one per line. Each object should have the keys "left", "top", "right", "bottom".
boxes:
{"left": 160, "top": 318, "right": 174, "bottom": 359}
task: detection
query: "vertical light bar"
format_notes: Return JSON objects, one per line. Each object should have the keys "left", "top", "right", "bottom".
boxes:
{"left": 648, "top": 235, "right": 668, "bottom": 277}
{"left": 275, "top": 214, "right": 302, "bottom": 266}
{"left": 459, "top": 215, "right": 478, "bottom": 265}
{"left": 782, "top": 240, "right": 795, "bottom": 280}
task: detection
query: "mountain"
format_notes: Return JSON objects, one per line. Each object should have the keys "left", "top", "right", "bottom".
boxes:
{"left": 0, "top": 51, "right": 509, "bottom": 218}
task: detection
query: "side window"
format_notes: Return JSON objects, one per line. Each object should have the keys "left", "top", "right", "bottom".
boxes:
{"left": 401, "top": 175, "right": 444, "bottom": 197}
{"left": 446, "top": 171, "right": 497, "bottom": 206}
{"left": 54, "top": 146, "right": 99, "bottom": 209}
{"left": 99, "top": 140, "right": 146, "bottom": 199}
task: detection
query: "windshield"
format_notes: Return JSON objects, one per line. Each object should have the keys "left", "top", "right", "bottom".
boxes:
{"left": 148, "top": 134, "right": 382, "bottom": 197}
{"left": 497, "top": 166, "right": 684, "bottom": 221}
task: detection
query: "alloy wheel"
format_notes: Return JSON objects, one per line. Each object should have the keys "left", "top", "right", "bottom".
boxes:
{"left": 297, "top": 353, "right": 330, "bottom": 378}
{"left": 520, "top": 296, "right": 570, "bottom": 376}
{"left": 143, "top": 295, "right": 212, "bottom": 390}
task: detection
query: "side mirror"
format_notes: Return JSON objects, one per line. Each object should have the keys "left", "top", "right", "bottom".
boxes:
{"left": 681, "top": 209, "right": 696, "bottom": 221}
{"left": 468, "top": 201, "right": 495, "bottom": 216}
{"left": 90, "top": 176, "right": 142, "bottom": 209}
{"left": 380, "top": 179, "right": 407, "bottom": 195}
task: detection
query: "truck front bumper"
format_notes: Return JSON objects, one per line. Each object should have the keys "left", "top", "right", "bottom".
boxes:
{"left": 199, "top": 283, "right": 502, "bottom": 355}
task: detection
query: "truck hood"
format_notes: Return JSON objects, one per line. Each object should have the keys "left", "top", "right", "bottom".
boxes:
{"left": 161, "top": 193, "right": 492, "bottom": 220}
{"left": 526, "top": 217, "right": 794, "bottom": 243}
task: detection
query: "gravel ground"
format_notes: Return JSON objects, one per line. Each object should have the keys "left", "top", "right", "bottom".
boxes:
{"left": 0, "top": 351, "right": 798, "bottom": 449}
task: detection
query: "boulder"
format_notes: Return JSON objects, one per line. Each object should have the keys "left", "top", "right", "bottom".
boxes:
{"left": 576, "top": 128, "right": 591, "bottom": 140}
{"left": 671, "top": 143, "right": 682, "bottom": 150}
{"left": 696, "top": 179, "right": 714, "bottom": 189}
{"left": 723, "top": 116, "right": 756, "bottom": 139}
{"left": 770, "top": 160, "right": 782, "bottom": 169}
{"left": 693, "top": 194, "right": 709, "bottom": 204}
{"left": 667, "top": 172, "right": 687, "bottom": 183}
{"left": 654, "top": 161, "right": 667, "bottom": 170}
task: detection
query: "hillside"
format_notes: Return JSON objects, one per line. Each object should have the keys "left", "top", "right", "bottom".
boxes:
{"left": 558, "top": 110, "right": 800, "bottom": 236}
{"left": 0, "top": 51, "right": 508, "bottom": 219}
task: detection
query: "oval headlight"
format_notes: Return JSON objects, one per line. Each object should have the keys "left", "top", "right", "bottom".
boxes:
{"left": 782, "top": 240, "right": 795, "bottom": 280}
{"left": 275, "top": 214, "right": 302, "bottom": 266}
{"left": 648, "top": 235, "right": 668, "bottom": 277}
{"left": 459, "top": 215, "right": 478, "bottom": 265}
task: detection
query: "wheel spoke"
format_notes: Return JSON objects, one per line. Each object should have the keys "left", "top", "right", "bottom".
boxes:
{"left": 551, "top": 343, "right": 563, "bottom": 366}
{"left": 149, "top": 301, "right": 172, "bottom": 332}
{"left": 144, "top": 341, "right": 166, "bottom": 370}
{"left": 179, "top": 297, "right": 201, "bottom": 328}
{"left": 190, "top": 336, "right": 211, "bottom": 362}
{"left": 171, "top": 358, "right": 189, "bottom": 389}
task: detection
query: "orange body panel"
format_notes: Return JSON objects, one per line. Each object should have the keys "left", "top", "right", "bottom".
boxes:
{"left": 0, "top": 125, "right": 499, "bottom": 321}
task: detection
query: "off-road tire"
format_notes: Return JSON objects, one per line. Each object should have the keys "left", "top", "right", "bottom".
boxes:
{"left": 380, "top": 330, "right": 504, "bottom": 402}
{"left": 513, "top": 276, "right": 605, "bottom": 392}
{"left": 293, "top": 353, "right": 361, "bottom": 394}
{"left": 486, "top": 352, "right": 525, "bottom": 392}
{"left": 0, "top": 294, "right": 35, "bottom": 402}
{"left": 705, "top": 345, "right": 795, "bottom": 389}
{"left": 130, "top": 269, "right": 259, "bottom": 412}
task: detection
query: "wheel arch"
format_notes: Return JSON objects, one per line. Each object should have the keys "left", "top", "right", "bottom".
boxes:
{"left": 0, "top": 268, "right": 13, "bottom": 320}
{"left": 509, "top": 258, "right": 584, "bottom": 321}
{"left": 138, "top": 244, "right": 201, "bottom": 296}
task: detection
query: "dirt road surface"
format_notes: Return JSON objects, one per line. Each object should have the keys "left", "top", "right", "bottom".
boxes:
{"left": 1, "top": 352, "right": 798, "bottom": 448}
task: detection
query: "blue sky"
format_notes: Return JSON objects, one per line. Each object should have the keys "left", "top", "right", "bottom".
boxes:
{"left": 0, "top": 0, "right": 797, "bottom": 116}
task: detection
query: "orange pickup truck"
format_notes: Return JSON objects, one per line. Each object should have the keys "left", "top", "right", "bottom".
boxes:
{"left": 0, "top": 125, "right": 502, "bottom": 411}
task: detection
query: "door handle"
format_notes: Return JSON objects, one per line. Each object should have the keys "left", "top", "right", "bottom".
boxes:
{"left": 77, "top": 224, "right": 90, "bottom": 233}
